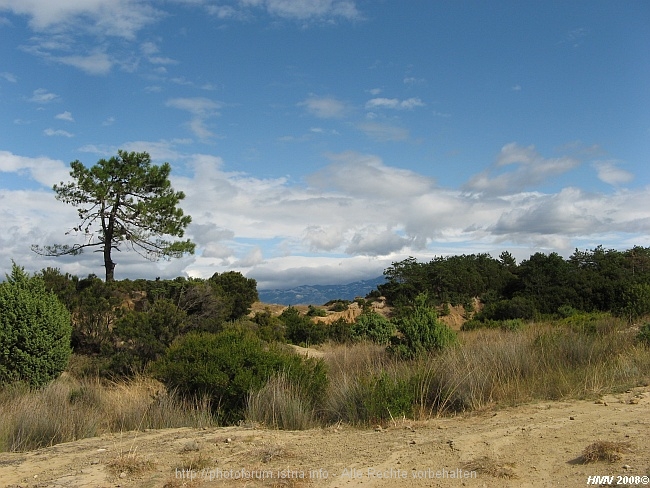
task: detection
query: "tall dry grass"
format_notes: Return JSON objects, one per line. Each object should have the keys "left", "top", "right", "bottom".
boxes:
{"left": 0, "top": 374, "right": 214, "bottom": 452}
{"left": 318, "top": 317, "right": 650, "bottom": 424}
{"left": 245, "top": 372, "right": 317, "bottom": 430}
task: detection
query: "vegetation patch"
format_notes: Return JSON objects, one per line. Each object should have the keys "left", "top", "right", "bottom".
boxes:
{"left": 580, "top": 440, "right": 633, "bottom": 463}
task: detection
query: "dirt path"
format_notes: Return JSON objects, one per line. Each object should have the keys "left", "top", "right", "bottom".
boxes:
{"left": 1, "top": 387, "right": 648, "bottom": 488}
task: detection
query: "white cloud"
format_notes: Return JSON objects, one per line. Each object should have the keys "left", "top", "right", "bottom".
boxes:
{"left": 28, "top": 88, "right": 59, "bottom": 103}
{"left": 2, "top": 146, "right": 649, "bottom": 287}
{"left": 57, "top": 51, "right": 113, "bottom": 75}
{"left": 0, "top": 0, "right": 162, "bottom": 39}
{"left": 365, "top": 97, "right": 424, "bottom": 110}
{"left": 166, "top": 97, "right": 223, "bottom": 139}
{"left": 0, "top": 72, "right": 17, "bottom": 82}
{"left": 592, "top": 160, "right": 634, "bottom": 186}
{"left": 44, "top": 128, "right": 74, "bottom": 137}
{"left": 234, "top": 246, "right": 264, "bottom": 267}
{"left": 0, "top": 151, "right": 70, "bottom": 187}
{"left": 299, "top": 95, "right": 347, "bottom": 118}
{"left": 55, "top": 111, "right": 74, "bottom": 122}
{"left": 356, "top": 121, "right": 409, "bottom": 141}
{"left": 237, "top": 0, "right": 360, "bottom": 21}
{"left": 465, "top": 142, "right": 580, "bottom": 195}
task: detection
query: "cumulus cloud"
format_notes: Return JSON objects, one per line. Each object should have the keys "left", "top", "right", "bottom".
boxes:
{"left": 2, "top": 146, "right": 649, "bottom": 286}
{"left": 55, "top": 51, "right": 113, "bottom": 75}
{"left": 592, "top": 160, "right": 634, "bottom": 186}
{"left": 345, "top": 228, "right": 410, "bottom": 256}
{"left": 0, "top": 151, "right": 71, "bottom": 187}
{"left": 465, "top": 142, "right": 580, "bottom": 195}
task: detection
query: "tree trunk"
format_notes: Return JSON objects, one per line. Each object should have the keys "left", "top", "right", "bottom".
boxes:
{"left": 104, "top": 248, "right": 115, "bottom": 282}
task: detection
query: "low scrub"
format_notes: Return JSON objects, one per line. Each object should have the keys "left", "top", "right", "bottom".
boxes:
{"left": 152, "top": 329, "right": 327, "bottom": 424}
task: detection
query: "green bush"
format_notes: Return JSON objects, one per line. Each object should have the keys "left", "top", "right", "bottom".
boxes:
{"left": 638, "top": 323, "right": 650, "bottom": 346}
{"left": 462, "top": 318, "right": 524, "bottom": 332}
{"left": 351, "top": 312, "right": 395, "bottom": 345}
{"left": 328, "top": 317, "right": 354, "bottom": 343}
{"left": 388, "top": 294, "right": 456, "bottom": 359}
{"left": 306, "top": 305, "right": 327, "bottom": 317}
{"left": 280, "top": 306, "right": 327, "bottom": 346}
{"left": 152, "top": 329, "right": 327, "bottom": 424}
{"left": 110, "top": 298, "right": 187, "bottom": 375}
{"left": 0, "top": 263, "right": 72, "bottom": 386}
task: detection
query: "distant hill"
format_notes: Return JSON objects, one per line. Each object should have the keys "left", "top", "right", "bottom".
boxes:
{"left": 258, "top": 276, "right": 385, "bottom": 305}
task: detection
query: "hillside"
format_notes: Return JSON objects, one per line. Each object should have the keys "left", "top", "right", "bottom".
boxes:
{"left": 0, "top": 386, "right": 648, "bottom": 487}
{"left": 257, "top": 276, "right": 385, "bottom": 305}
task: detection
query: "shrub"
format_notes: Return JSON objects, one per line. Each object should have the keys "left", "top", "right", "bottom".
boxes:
{"left": 638, "top": 323, "right": 650, "bottom": 346}
{"left": 388, "top": 294, "right": 456, "bottom": 359}
{"left": 351, "top": 312, "right": 395, "bottom": 345}
{"left": 462, "top": 318, "right": 524, "bottom": 332}
{"left": 280, "top": 306, "right": 327, "bottom": 346}
{"left": 110, "top": 298, "right": 187, "bottom": 375}
{"left": 306, "top": 305, "right": 327, "bottom": 317}
{"left": 328, "top": 317, "right": 354, "bottom": 343}
{"left": 152, "top": 330, "right": 327, "bottom": 424}
{"left": 251, "top": 310, "right": 286, "bottom": 342}
{"left": 0, "top": 263, "right": 72, "bottom": 386}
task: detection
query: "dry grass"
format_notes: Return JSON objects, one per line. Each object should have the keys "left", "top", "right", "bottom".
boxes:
{"left": 580, "top": 440, "right": 633, "bottom": 463}
{"left": 0, "top": 374, "right": 215, "bottom": 452}
{"left": 175, "top": 452, "right": 212, "bottom": 471}
{"left": 319, "top": 317, "right": 650, "bottom": 423}
{"left": 106, "top": 446, "right": 155, "bottom": 477}
{"left": 245, "top": 373, "right": 317, "bottom": 430}
{"left": 462, "top": 456, "right": 518, "bottom": 478}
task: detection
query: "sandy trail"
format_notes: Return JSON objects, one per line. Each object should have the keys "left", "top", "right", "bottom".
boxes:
{"left": 1, "top": 386, "right": 648, "bottom": 488}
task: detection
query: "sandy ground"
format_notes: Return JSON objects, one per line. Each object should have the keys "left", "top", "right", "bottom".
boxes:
{"left": 1, "top": 386, "right": 648, "bottom": 488}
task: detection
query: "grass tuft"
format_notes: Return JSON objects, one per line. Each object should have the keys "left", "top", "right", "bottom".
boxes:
{"left": 580, "top": 440, "right": 633, "bottom": 463}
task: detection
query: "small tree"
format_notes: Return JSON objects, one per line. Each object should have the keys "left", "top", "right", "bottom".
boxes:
{"left": 0, "top": 263, "right": 72, "bottom": 386}
{"left": 32, "top": 150, "right": 195, "bottom": 281}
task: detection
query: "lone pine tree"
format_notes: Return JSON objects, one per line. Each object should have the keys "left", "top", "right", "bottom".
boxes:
{"left": 33, "top": 150, "right": 195, "bottom": 281}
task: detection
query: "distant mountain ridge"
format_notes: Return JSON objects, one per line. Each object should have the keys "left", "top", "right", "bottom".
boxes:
{"left": 258, "top": 276, "right": 385, "bottom": 305}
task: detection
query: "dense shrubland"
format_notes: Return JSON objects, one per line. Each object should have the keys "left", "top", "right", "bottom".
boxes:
{"left": 1, "top": 245, "right": 650, "bottom": 451}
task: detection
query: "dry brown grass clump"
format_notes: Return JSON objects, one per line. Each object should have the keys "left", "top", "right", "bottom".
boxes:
{"left": 0, "top": 374, "right": 215, "bottom": 452}
{"left": 580, "top": 440, "right": 633, "bottom": 463}
{"left": 106, "top": 447, "right": 155, "bottom": 477}
{"left": 462, "top": 456, "right": 518, "bottom": 478}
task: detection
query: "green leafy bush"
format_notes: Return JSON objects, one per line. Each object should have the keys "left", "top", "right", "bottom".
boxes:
{"left": 462, "top": 318, "right": 524, "bottom": 332}
{"left": 0, "top": 263, "right": 72, "bottom": 386}
{"left": 109, "top": 298, "right": 187, "bottom": 375}
{"left": 638, "top": 323, "right": 650, "bottom": 346}
{"left": 328, "top": 317, "right": 354, "bottom": 343}
{"left": 351, "top": 312, "right": 395, "bottom": 345}
{"left": 152, "top": 329, "right": 327, "bottom": 424}
{"left": 306, "top": 305, "right": 327, "bottom": 317}
{"left": 280, "top": 306, "right": 327, "bottom": 346}
{"left": 388, "top": 294, "right": 456, "bottom": 359}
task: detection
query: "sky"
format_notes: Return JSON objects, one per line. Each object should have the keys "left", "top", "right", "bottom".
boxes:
{"left": 1, "top": 0, "right": 649, "bottom": 290}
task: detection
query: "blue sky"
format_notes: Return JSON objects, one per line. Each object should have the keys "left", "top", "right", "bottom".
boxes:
{"left": 1, "top": 0, "right": 649, "bottom": 289}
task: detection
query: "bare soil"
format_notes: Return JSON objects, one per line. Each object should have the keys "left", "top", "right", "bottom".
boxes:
{"left": 1, "top": 387, "right": 648, "bottom": 488}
